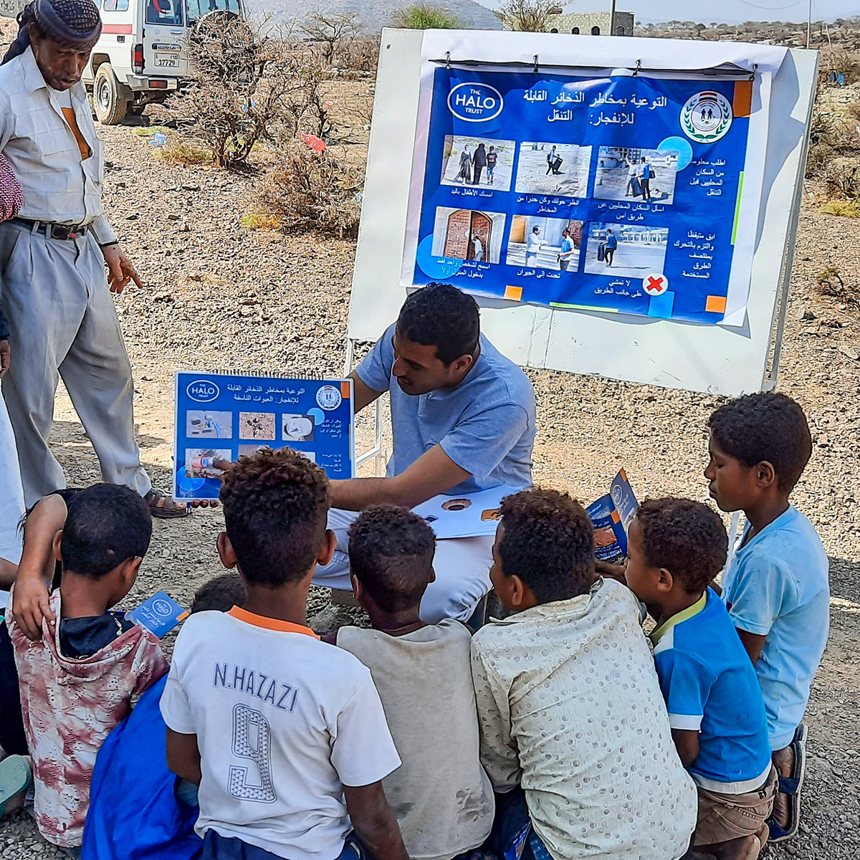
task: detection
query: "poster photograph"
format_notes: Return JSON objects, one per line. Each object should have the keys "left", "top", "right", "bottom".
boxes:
{"left": 440, "top": 135, "right": 515, "bottom": 191}
{"left": 402, "top": 57, "right": 772, "bottom": 325}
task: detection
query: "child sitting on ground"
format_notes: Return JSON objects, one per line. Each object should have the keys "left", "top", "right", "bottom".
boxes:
{"left": 6, "top": 483, "right": 168, "bottom": 850}
{"left": 471, "top": 487, "right": 697, "bottom": 860}
{"left": 625, "top": 498, "right": 776, "bottom": 860}
{"left": 337, "top": 504, "right": 494, "bottom": 860}
{"left": 82, "top": 573, "right": 247, "bottom": 860}
{"left": 706, "top": 393, "right": 829, "bottom": 842}
{"left": 160, "top": 449, "right": 408, "bottom": 860}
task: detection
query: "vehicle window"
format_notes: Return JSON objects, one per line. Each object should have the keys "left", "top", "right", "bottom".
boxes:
{"left": 103, "top": 0, "right": 130, "bottom": 9}
{"left": 185, "top": 0, "right": 241, "bottom": 24}
{"left": 146, "top": 0, "right": 183, "bottom": 26}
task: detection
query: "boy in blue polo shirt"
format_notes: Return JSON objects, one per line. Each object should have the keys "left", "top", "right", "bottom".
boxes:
{"left": 626, "top": 498, "right": 776, "bottom": 860}
{"left": 706, "top": 393, "right": 829, "bottom": 843}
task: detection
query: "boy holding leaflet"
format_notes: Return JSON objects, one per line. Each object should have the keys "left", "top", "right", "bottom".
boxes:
{"left": 471, "top": 488, "right": 696, "bottom": 860}
{"left": 625, "top": 498, "right": 776, "bottom": 860}
{"left": 337, "top": 504, "right": 494, "bottom": 860}
{"left": 160, "top": 449, "right": 408, "bottom": 860}
{"left": 705, "top": 393, "right": 829, "bottom": 842}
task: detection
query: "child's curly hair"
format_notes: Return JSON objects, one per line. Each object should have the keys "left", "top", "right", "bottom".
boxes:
{"left": 635, "top": 498, "right": 728, "bottom": 595}
{"left": 497, "top": 488, "right": 594, "bottom": 604}
{"left": 708, "top": 393, "right": 811, "bottom": 493}
{"left": 220, "top": 448, "right": 331, "bottom": 586}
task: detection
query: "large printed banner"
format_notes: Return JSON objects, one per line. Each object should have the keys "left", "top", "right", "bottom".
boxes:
{"left": 402, "top": 64, "right": 769, "bottom": 326}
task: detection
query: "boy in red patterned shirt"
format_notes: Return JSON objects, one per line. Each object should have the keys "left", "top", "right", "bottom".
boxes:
{"left": 7, "top": 484, "right": 167, "bottom": 849}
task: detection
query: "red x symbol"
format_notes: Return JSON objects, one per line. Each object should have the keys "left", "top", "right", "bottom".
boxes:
{"left": 646, "top": 276, "right": 664, "bottom": 294}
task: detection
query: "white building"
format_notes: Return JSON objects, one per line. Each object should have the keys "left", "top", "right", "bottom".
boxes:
{"left": 544, "top": 10, "right": 635, "bottom": 37}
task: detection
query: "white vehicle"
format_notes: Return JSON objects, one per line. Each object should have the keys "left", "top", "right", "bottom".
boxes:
{"left": 82, "top": 0, "right": 243, "bottom": 124}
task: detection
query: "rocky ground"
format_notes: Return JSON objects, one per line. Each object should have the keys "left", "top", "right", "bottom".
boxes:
{"left": 2, "top": 92, "right": 860, "bottom": 859}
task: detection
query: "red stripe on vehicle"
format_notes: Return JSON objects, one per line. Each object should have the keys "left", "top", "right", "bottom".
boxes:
{"left": 101, "top": 24, "right": 133, "bottom": 34}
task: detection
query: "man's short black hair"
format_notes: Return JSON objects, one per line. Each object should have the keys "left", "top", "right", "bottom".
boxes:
{"left": 61, "top": 484, "right": 152, "bottom": 578}
{"left": 635, "top": 499, "right": 727, "bottom": 595}
{"left": 708, "top": 392, "right": 812, "bottom": 493}
{"left": 191, "top": 573, "right": 246, "bottom": 613}
{"left": 396, "top": 283, "right": 480, "bottom": 365}
{"left": 348, "top": 504, "right": 435, "bottom": 612}
{"left": 498, "top": 488, "right": 594, "bottom": 604}
{"left": 219, "top": 448, "right": 331, "bottom": 587}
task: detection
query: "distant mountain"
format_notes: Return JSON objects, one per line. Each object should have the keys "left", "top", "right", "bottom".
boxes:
{"left": 245, "top": 0, "right": 502, "bottom": 34}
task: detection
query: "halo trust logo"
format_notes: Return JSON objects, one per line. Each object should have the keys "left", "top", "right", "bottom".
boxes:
{"left": 186, "top": 379, "right": 219, "bottom": 403}
{"left": 448, "top": 82, "right": 504, "bottom": 123}
{"left": 681, "top": 91, "right": 733, "bottom": 143}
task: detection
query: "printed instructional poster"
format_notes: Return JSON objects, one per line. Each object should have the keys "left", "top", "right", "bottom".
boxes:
{"left": 174, "top": 372, "right": 354, "bottom": 501}
{"left": 402, "top": 65, "right": 769, "bottom": 326}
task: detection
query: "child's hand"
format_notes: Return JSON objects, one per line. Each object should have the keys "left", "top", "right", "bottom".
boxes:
{"left": 594, "top": 558, "right": 627, "bottom": 585}
{"left": 11, "top": 576, "right": 54, "bottom": 641}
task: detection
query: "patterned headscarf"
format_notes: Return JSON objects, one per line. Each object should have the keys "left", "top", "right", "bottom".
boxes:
{"left": 2, "top": 0, "right": 102, "bottom": 65}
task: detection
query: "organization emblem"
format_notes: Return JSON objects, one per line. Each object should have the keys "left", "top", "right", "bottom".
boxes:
{"left": 186, "top": 379, "right": 219, "bottom": 403}
{"left": 447, "top": 82, "right": 504, "bottom": 123}
{"left": 680, "top": 91, "right": 733, "bottom": 143}
{"left": 316, "top": 384, "right": 342, "bottom": 411}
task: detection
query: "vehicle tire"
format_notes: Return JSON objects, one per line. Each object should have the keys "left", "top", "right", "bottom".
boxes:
{"left": 94, "top": 64, "right": 129, "bottom": 126}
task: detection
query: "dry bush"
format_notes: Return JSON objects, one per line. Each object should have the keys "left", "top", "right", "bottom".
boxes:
{"left": 255, "top": 141, "right": 363, "bottom": 238}
{"left": 166, "top": 19, "right": 331, "bottom": 167}
{"left": 495, "top": 0, "right": 560, "bottom": 31}
{"left": 335, "top": 36, "right": 379, "bottom": 74}
{"left": 300, "top": 12, "right": 360, "bottom": 69}
{"left": 154, "top": 136, "right": 212, "bottom": 165}
{"left": 822, "top": 161, "right": 860, "bottom": 200}
{"left": 814, "top": 266, "right": 859, "bottom": 302}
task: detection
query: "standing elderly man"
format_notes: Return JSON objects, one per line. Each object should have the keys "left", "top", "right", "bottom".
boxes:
{"left": 0, "top": 0, "right": 186, "bottom": 517}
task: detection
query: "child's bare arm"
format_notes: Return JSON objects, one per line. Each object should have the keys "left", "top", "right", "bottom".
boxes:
{"left": 671, "top": 728, "right": 700, "bottom": 768}
{"left": 735, "top": 628, "right": 766, "bottom": 665}
{"left": 12, "top": 494, "right": 68, "bottom": 640}
{"left": 343, "top": 782, "right": 409, "bottom": 860}
{"left": 166, "top": 728, "right": 202, "bottom": 785}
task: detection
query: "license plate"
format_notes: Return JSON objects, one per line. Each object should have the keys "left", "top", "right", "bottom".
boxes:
{"left": 154, "top": 53, "right": 179, "bottom": 68}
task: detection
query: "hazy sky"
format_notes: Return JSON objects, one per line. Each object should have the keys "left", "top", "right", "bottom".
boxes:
{"left": 479, "top": 0, "right": 860, "bottom": 24}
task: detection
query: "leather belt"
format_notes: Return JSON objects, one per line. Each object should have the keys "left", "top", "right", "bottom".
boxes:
{"left": 11, "top": 217, "right": 90, "bottom": 240}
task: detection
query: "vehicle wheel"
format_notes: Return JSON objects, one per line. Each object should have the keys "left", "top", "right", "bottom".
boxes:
{"left": 94, "top": 64, "right": 129, "bottom": 126}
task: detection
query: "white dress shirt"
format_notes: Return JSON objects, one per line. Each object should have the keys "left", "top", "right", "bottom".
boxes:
{"left": 0, "top": 46, "right": 116, "bottom": 244}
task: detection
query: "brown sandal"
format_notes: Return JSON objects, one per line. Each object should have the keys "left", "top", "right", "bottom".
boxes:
{"left": 144, "top": 489, "right": 189, "bottom": 519}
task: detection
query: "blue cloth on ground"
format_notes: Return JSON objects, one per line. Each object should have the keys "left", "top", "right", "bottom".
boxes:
{"left": 721, "top": 506, "right": 830, "bottom": 751}
{"left": 356, "top": 324, "right": 535, "bottom": 494}
{"left": 652, "top": 589, "right": 772, "bottom": 791}
{"left": 82, "top": 675, "right": 203, "bottom": 860}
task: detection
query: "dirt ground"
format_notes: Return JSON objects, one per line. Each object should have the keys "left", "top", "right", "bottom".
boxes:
{"left": 2, "top": 98, "right": 860, "bottom": 859}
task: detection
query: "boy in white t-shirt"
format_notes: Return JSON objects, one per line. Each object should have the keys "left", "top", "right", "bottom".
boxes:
{"left": 160, "top": 449, "right": 408, "bottom": 860}
{"left": 335, "top": 504, "right": 494, "bottom": 860}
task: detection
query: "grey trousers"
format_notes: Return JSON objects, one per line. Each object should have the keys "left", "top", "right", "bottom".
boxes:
{"left": 0, "top": 221, "right": 151, "bottom": 507}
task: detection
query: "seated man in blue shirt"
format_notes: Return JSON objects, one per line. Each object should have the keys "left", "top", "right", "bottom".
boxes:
{"left": 316, "top": 283, "right": 536, "bottom": 623}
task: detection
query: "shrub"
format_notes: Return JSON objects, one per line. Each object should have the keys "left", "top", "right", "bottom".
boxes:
{"left": 391, "top": 5, "right": 461, "bottom": 29}
{"left": 154, "top": 136, "right": 212, "bottom": 165}
{"left": 255, "top": 141, "right": 363, "bottom": 238}
{"left": 822, "top": 161, "right": 860, "bottom": 200}
{"left": 166, "top": 19, "right": 330, "bottom": 168}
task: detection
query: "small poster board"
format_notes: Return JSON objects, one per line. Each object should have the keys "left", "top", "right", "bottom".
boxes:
{"left": 174, "top": 372, "right": 355, "bottom": 501}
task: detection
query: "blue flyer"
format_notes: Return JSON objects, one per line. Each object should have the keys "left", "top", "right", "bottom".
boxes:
{"left": 174, "top": 372, "right": 354, "bottom": 501}
{"left": 587, "top": 469, "right": 639, "bottom": 561}
{"left": 404, "top": 66, "right": 758, "bottom": 324}
{"left": 127, "top": 591, "right": 188, "bottom": 638}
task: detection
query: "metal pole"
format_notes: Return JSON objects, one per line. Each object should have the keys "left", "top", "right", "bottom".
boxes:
{"left": 610, "top": 0, "right": 616, "bottom": 35}
{"left": 807, "top": 0, "right": 812, "bottom": 49}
